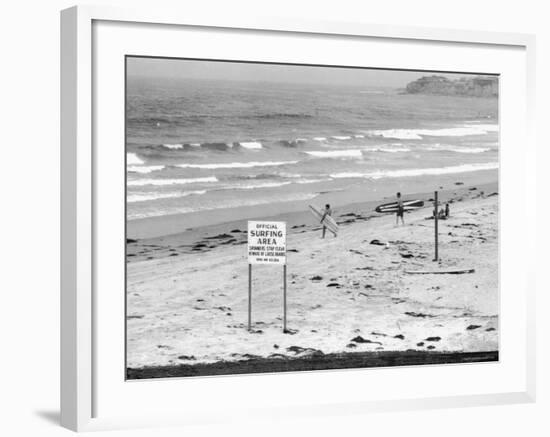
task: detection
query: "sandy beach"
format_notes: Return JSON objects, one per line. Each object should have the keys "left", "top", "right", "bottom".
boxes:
{"left": 126, "top": 172, "right": 499, "bottom": 378}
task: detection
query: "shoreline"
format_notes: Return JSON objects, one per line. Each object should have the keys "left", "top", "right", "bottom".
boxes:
{"left": 127, "top": 168, "right": 498, "bottom": 240}
{"left": 127, "top": 176, "right": 498, "bottom": 263}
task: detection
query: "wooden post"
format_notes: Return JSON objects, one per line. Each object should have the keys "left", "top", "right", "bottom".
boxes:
{"left": 434, "top": 191, "right": 439, "bottom": 261}
{"left": 283, "top": 264, "right": 287, "bottom": 332}
{"left": 248, "top": 264, "right": 252, "bottom": 331}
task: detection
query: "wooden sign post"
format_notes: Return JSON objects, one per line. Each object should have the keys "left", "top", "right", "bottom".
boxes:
{"left": 434, "top": 190, "right": 439, "bottom": 262}
{"left": 247, "top": 221, "right": 287, "bottom": 332}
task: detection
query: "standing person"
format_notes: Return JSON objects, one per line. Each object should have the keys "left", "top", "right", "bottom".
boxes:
{"left": 320, "top": 204, "right": 334, "bottom": 238}
{"left": 396, "top": 192, "right": 405, "bottom": 226}
{"left": 445, "top": 202, "right": 450, "bottom": 218}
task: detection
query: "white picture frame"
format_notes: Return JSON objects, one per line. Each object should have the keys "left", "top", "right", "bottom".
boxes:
{"left": 60, "top": 5, "right": 536, "bottom": 432}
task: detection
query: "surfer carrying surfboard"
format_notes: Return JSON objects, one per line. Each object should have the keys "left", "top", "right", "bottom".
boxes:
{"left": 309, "top": 204, "right": 339, "bottom": 238}
{"left": 321, "top": 204, "right": 335, "bottom": 238}
{"left": 396, "top": 192, "right": 405, "bottom": 226}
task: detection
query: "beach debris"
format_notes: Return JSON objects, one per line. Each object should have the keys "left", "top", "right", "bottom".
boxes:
{"left": 350, "top": 336, "right": 382, "bottom": 345}
{"left": 126, "top": 315, "right": 144, "bottom": 320}
{"left": 283, "top": 328, "right": 298, "bottom": 335}
{"left": 177, "top": 355, "right": 196, "bottom": 360}
{"left": 273, "top": 344, "right": 279, "bottom": 349}
{"left": 469, "top": 187, "right": 477, "bottom": 191}
{"left": 455, "top": 182, "right": 464, "bottom": 185}
{"left": 326, "top": 282, "right": 342, "bottom": 288}
{"left": 400, "top": 252, "right": 414, "bottom": 259}
{"left": 231, "top": 353, "right": 261, "bottom": 360}
{"left": 310, "top": 275, "right": 323, "bottom": 282}
{"left": 416, "top": 342, "right": 425, "bottom": 347}
{"left": 466, "top": 325, "right": 482, "bottom": 330}
{"left": 286, "top": 346, "right": 323, "bottom": 358}
{"left": 205, "top": 233, "right": 234, "bottom": 240}
{"left": 230, "top": 229, "right": 242, "bottom": 233}
{"left": 405, "top": 268, "right": 475, "bottom": 275}
{"left": 393, "top": 334, "right": 405, "bottom": 340}
{"left": 287, "top": 249, "right": 299, "bottom": 253}
{"left": 487, "top": 192, "right": 498, "bottom": 197}
{"left": 157, "top": 345, "right": 171, "bottom": 349}
{"left": 486, "top": 327, "right": 496, "bottom": 332}
{"left": 346, "top": 343, "right": 357, "bottom": 348}
{"left": 405, "top": 312, "right": 435, "bottom": 318}
{"left": 371, "top": 332, "right": 388, "bottom": 337}
{"left": 425, "top": 336, "right": 441, "bottom": 342}
{"left": 291, "top": 224, "right": 306, "bottom": 229}
{"left": 268, "top": 353, "right": 288, "bottom": 360}
{"left": 369, "top": 239, "right": 386, "bottom": 246}
{"left": 427, "top": 345, "right": 436, "bottom": 350}
{"left": 458, "top": 223, "right": 479, "bottom": 228}
{"left": 249, "top": 329, "right": 264, "bottom": 334}
{"left": 126, "top": 238, "right": 137, "bottom": 244}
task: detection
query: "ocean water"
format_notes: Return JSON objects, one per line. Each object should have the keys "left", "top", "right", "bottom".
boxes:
{"left": 126, "top": 76, "right": 498, "bottom": 220}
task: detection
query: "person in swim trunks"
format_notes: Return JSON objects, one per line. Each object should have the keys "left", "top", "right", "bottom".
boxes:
{"left": 396, "top": 192, "right": 405, "bottom": 226}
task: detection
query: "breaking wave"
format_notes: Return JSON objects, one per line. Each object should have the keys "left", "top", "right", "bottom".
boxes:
{"left": 127, "top": 165, "right": 165, "bottom": 174}
{"left": 127, "top": 176, "right": 218, "bottom": 187}
{"left": 176, "top": 160, "right": 298, "bottom": 170}
{"left": 330, "top": 162, "right": 498, "bottom": 179}
{"left": 305, "top": 149, "right": 363, "bottom": 158}
{"left": 127, "top": 153, "right": 144, "bottom": 165}
{"left": 127, "top": 190, "right": 207, "bottom": 203}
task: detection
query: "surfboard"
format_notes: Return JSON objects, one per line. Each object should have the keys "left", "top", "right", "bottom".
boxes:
{"left": 309, "top": 205, "right": 339, "bottom": 235}
{"left": 375, "top": 199, "right": 424, "bottom": 214}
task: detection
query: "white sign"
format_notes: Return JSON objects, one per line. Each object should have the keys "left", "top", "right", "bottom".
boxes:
{"left": 247, "top": 221, "right": 286, "bottom": 265}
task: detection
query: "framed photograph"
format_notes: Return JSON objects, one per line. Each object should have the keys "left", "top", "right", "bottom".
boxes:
{"left": 61, "top": 5, "right": 536, "bottom": 431}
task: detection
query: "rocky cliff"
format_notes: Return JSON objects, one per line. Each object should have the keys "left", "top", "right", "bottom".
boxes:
{"left": 405, "top": 75, "right": 498, "bottom": 97}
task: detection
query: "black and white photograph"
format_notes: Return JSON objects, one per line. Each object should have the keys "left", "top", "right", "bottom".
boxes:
{"left": 125, "top": 57, "right": 499, "bottom": 379}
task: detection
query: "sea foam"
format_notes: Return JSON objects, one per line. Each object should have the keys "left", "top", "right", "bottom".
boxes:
{"left": 127, "top": 176, "right": 218, "bottom": 187}
{"left": 127, "top": 153, "right": 144, "bottom": 165}
{"left": 330, "top": 162, "right": 498, "bottom": 179}
{"left": 127, "top": 190, "right": 207, "bottom": 203}
{"left": 367, "top": 124, "right": 499, "bottom": 140}
{"left": 176, "top": 161, "right": 298, "bottom": 169}
{"left": 237, "top": 141, "right": 263, "bottom": 149}
{"left": 365, "top": 147, "right": 411, "bottom": 153}
{"left": 305, "top": 149, "right": 363, "bottom": 158}
{"left": 127, "top": 165, "right": 165, "bottom": 174}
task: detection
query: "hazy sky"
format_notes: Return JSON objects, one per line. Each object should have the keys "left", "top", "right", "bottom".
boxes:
{"left": 127, "top": 57, "right": 479, "bottom": 88}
